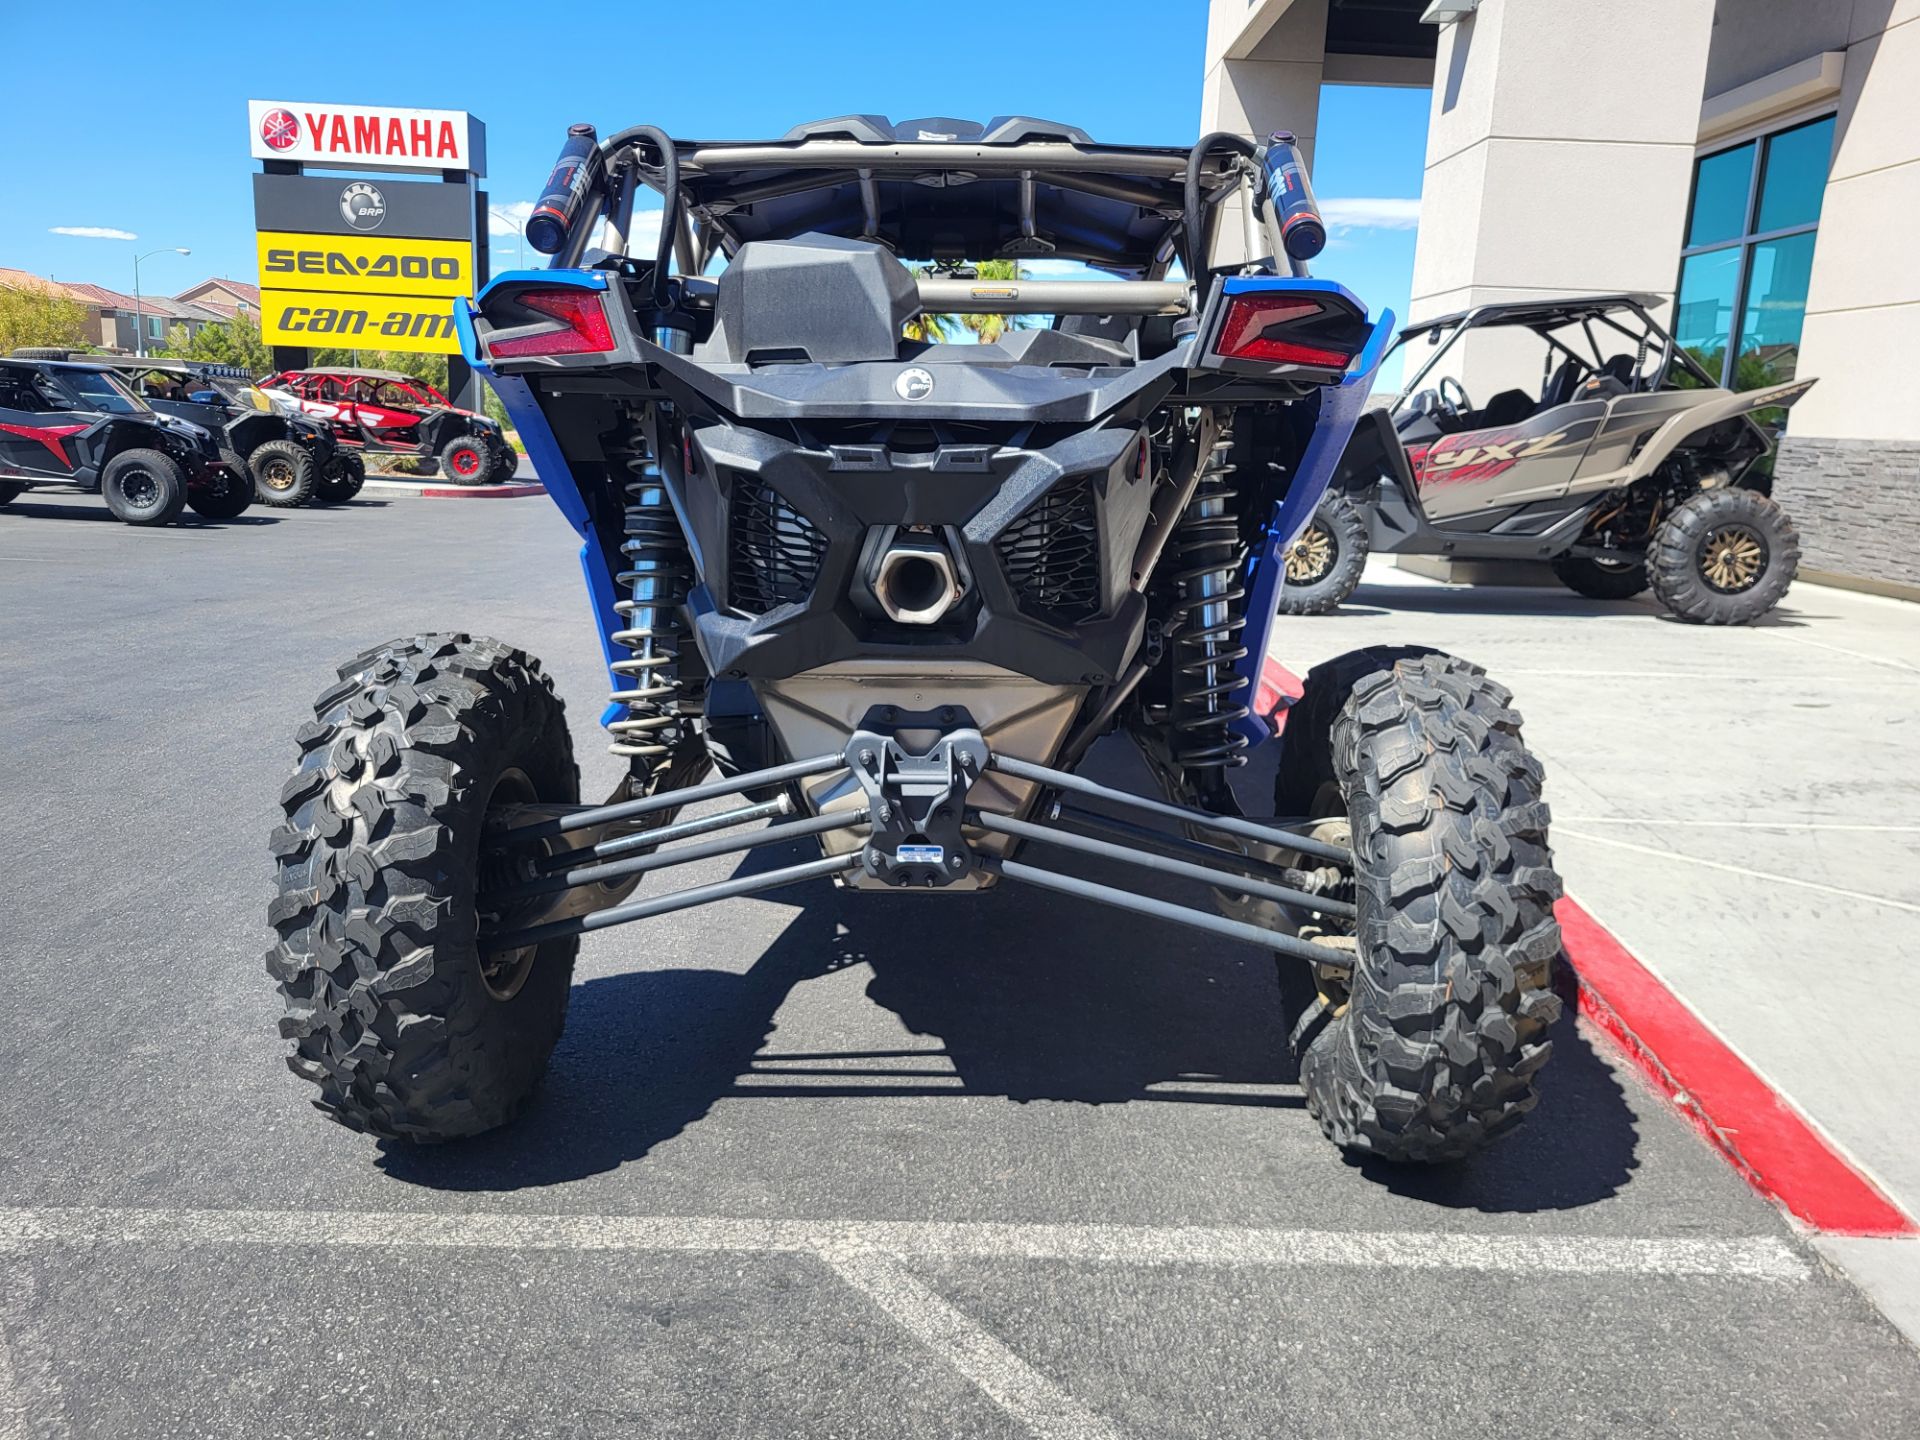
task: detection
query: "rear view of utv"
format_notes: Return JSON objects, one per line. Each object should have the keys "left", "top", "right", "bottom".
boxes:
{"left": 1278, "top": 295, "right": 1813, "bottom": 624}
{"left": 266, "top": 117, "right": 1563, "bottom": 1167}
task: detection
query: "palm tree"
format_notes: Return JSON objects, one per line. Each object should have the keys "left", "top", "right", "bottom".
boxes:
{"left": 906, "top": 259, "right": 1032, "bottom": 344}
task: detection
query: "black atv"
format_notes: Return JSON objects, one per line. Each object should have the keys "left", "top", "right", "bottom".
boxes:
{"left": 0, "top": 357, "right": 251, "bottom": 524}
{"left": 77, "top": 356, "right": 354, "bottom": 508}
{"left": 1278, "top": 294, "right": 1813, "bottom": 624}
{"left": 265, "top": 118, "right": 1564, "bottom": 1171}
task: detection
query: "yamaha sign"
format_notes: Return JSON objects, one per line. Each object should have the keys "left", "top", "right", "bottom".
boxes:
{"left": 246, "top": 100, "right": 486, "bottom": 176}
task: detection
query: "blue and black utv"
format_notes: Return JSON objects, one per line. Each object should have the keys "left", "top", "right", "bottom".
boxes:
{"left": 266, "top": 117, "right": 1563, "bottom": 1165}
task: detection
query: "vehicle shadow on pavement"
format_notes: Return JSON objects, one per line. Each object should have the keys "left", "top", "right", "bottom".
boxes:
{"left": 1342, "top": 581, "right": 1813, "bottom": 627}
{"left": 0, "top": 501, "right": 283, "bottom": 527}
{"left": 378, "top": 831, "right": 1640, "bottom": 1212}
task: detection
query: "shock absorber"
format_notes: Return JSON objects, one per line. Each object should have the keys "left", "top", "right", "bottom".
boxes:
{"left": 1168, "top": 419, "right": 1251, "bottom": 788}
{"left": 608, "top": 430, "right": 692, "bottom": 781}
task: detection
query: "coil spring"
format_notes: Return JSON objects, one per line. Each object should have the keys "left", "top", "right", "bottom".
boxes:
{"left": 1168, "top": 421, "right": 1250, "bottom": 775}
{"left": 608, "top": 444, "right": 692, "bottom": 771}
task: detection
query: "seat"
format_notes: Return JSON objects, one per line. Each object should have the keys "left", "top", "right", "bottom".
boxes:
{"left": 1539, "top": 359, "right": 1585, "bottom": 411}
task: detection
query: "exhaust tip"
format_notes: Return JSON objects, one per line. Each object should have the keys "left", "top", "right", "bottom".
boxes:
{"left": 875, "top": 540, "right": 960, "bottom": 625}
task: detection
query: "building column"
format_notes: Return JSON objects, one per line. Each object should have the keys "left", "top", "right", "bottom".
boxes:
{"left": 1199, "top": 0, "right": 1329, "bottom": 267}
{"left": 1408, "top": 0, "right": 1715, "bottom": 327}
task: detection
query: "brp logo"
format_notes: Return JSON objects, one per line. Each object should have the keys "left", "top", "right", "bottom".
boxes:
{"left": 339, "top": 182, "right": 387, "bottom": 232}
{"left": 894, "top": 367, "right": 935, "bottom": 401}
{"left": 260, "top": 108, "right": 300, "bottom": 152}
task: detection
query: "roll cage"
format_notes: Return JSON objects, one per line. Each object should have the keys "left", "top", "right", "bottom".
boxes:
{"left": 1389, "top": 293, "right": 1723, "bottom": 422}
{"left": 545, "top": 115, "right": 1310, "bottom": 314}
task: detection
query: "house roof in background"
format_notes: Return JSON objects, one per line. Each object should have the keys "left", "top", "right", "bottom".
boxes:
{"left": 178, "top": 277, "right": 260, "bottom": 306}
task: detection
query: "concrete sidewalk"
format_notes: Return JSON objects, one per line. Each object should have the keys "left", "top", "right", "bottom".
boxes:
{"left": 1278, "top": 560, "right": 1920, "bottom": 1319}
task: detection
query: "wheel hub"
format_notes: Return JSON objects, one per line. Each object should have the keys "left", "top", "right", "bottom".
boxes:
{"left": 1700, "top": 525, "right": 1766, "bottom": 593}
{"left": 1285, "top": 522, "right": 1336, "bottom": 584}
{"left": 477, "top": 768, "right": 549, "bottom": 1000}
{"left": 262, "top": 459, "right": 295, "bottom": 491}
{"left": 122, "top": 472, "right": 157, "bottom": 507}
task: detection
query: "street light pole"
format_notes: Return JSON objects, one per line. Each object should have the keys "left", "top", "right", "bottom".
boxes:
{"left": 132, "top": 246, "right": 191, "bottom": 357}
{"left": 488, "top": 209, "right": 525, "bottom": 270}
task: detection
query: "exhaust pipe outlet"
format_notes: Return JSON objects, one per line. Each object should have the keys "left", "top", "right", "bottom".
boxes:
{"left": 874, "top": 539, "right": 961, "bottom": 625}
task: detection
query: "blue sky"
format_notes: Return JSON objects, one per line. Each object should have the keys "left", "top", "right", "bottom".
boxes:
{"left": 0, "top": 0, "right": 1426, "bottom": 372}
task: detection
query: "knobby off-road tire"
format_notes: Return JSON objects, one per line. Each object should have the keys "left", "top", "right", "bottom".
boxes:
{"left": 1551, "top": 555, "right": 1648, "bottom": 601}
{"left": 1277, "top": 491, "right": 1370, "bottom": 616}
{"left": 1648, "top": 486, "right": 1800, "bottom": 624}
{"left": 101, "top": 448, "right": 187, "bottom": 526}
{"left": 250, "top": 438, "right": 316, "bottom": 507}
{"left": 187, "top": 466, "right": 254, "bottom": 520}
{"left": 267, "top": 634, "right": 581, "bottom": 1140}
{"left": 1274, "top": 649, "right": 1563, "bottom": 1163}
{"left": 487, "top": 439, "right": 519, "bottom": 486}
{"left": 440, "top": 436, "right": 490, "bottom": 485}
{"left": 0, "top": 481, "right": 21, "bottom": 507}
{"left": 313, "top": 452, "right": 366, "bottom": 503}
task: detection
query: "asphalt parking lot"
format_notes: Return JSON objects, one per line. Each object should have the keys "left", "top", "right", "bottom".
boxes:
{"left": 4, "top": 491, "right": 1919, "bottom": 1439}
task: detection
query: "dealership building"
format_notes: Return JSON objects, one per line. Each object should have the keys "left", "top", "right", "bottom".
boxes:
{"left": 1202, "top": 0, "right": 1919, "bottom": 596}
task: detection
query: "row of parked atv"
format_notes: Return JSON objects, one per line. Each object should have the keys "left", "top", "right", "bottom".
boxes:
{"left": 0, "top": 353, "right": 516, "bottom": 527}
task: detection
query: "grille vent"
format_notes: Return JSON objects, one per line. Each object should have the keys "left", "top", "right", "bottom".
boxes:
{"left": 729, "top": 479, "right": 827, "bottom": 612}
{"left": 996, "top": 480, "right": 1101, "bottom": 622}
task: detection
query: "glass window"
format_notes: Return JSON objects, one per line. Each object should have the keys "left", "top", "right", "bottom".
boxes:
{"left": 1676, "top": 116, "right": 1830, "bottom": 390}
{"left": 61, "top": 369, "right": 151, "bottom": 414}
{"left": 1756, "top": 116, "right": 1835, "bottom": 233}
{"left": 1738, "top": 231, "right": 1817, "bottom": 385}
{"left": 1673, "top": 247, "right": 1741, "bottom": 382}
{"left": 1686, "top": 141, "right": 1754, "bottom": 247}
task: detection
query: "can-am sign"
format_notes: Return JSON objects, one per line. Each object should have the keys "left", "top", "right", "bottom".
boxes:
{"left": 247, "top": 100, "right": 486, "bottom": 176}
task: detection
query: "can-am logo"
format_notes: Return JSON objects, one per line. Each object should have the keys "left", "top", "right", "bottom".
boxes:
{"left": 260, "top": 108, "right": 300, "bottom": 151}
{"left": 339, "top": 183, "right": 386, "bottom": 232}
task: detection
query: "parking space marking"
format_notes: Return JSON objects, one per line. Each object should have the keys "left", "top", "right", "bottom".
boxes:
{"left": 1555, "top": 818, "right": 1920, "bottom": 832}
{"left": 0, "top": 1207, "right": 1810, "bottom": 1282}
{"left": 1555, "top": 828, "right": 1920, "bottom": 915}
{"left": 823, "top": 1246, "right": 1120, "bottom": 1440}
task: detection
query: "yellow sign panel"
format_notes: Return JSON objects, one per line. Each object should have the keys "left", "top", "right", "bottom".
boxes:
{"left": 256, "top": 230, "right": 472, "bottom": 298}
{"left": 259, "top": 290, "right": 460, "bottom": 355}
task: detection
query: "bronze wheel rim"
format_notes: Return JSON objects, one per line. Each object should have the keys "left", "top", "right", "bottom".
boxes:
{"left": 1286, "top": 522, "right": 1337, "bottom": 584}
{"left": 261, "top": 458, "right": 297, "bottom": 492}
{"left": 1700, "top": 525, "right": 1766, "bottom": 593}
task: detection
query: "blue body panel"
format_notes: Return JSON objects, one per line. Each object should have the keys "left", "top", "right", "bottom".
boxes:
{"left": 457, "top": 270, "right": 630, "bottom": 729}
{"left": 1221, "top": 280, "right": 1396, "bottom": 748}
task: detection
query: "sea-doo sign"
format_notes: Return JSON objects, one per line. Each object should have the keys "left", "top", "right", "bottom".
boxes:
{"left": 247, "top": 100, "right": 486, "bottom": 176}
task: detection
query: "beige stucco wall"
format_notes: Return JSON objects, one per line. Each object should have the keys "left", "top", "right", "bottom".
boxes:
{"left": 1789, "top": 2, "right": 1920, "bottom": 440}
{"left": 1200, "top": 0, "right": 1328, "bottom": 268}
{"left": 1409, "top": 0, "right": 1714, "bottom": 332}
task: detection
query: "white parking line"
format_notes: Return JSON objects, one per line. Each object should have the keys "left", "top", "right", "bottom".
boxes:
{"left": 0, "top": 1205, "right": 1810, "bottom": 1280}
{"left": 1555, "top": 828, "right": 1920, "bottom": 915}
{"left": 1554, "top": 818, "right": 1920, "bottom": 833}
{"left": 823, "top": 1246, "right": 1120, "bottom": 1440}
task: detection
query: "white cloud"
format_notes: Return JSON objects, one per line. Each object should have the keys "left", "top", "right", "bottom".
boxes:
{"left": 487, "top": 200, "right": 534, "bottom": 236}
{"left": 1317, "top": 197, "right": 1421, "bottom": 232}
{"left": 488, "top": 202, "right": 664, "bottom": 257}
{"left": 50, "top": 226, "right": 137, "bottom": 240}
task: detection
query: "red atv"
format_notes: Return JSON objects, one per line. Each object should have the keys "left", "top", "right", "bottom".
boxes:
{"left": 257, "top": 367, "right": 516, "bottom": 485}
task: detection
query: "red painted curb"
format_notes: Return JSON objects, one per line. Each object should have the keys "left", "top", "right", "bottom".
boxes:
{"left": 418, "top": 483, "right": 545, "bottom": 499}
{"left": 1557, "top": 896, "right": 1917, "bottom": 1238}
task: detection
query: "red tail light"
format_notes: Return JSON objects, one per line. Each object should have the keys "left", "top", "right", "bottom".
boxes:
{"left": 1214, "top": 295, "right": 1356, "bottom": 369}
{"left": 488, "top": 289, "right": 616, "bottom": 358}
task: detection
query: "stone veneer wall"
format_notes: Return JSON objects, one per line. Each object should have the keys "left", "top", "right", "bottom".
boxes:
{"left": 1775, "top": 437, "right": 1920, "bottom": 592}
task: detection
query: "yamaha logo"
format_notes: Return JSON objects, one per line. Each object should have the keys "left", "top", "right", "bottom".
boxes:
{"left": 895, "top": 367, "right": 935, "bottom": 401}
{"left": 259, "top": 108, "right": 300, "bottom": 151}
{"left": 339, "top": 182, "right": 387, "bottom": 232}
